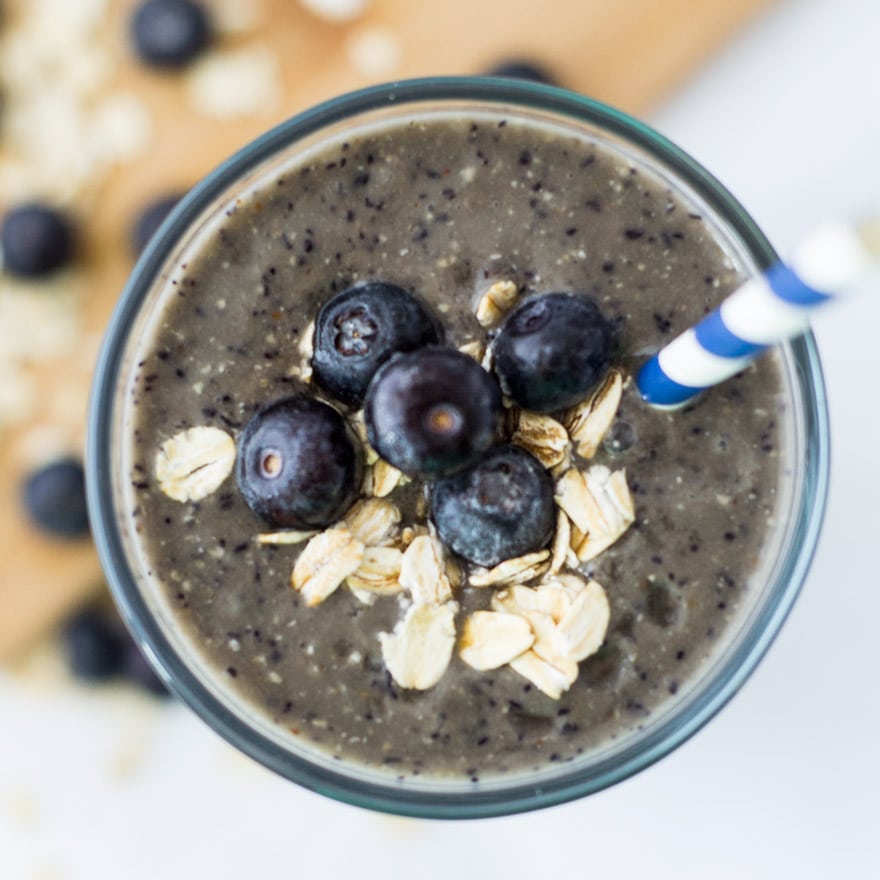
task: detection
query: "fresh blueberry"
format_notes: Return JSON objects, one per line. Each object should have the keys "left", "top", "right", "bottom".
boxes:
{"left": 130, "top": 0, "right": 211, "bottom": 69}
{"left": 492, "top": 292, "right": 616, "bottom": 413}
{"left": 22, "top": 458, "right": 90, "bottom": 539}
{"left": 364, "top": 346, "right": 503, "bottom": 480}
{"left": 131, "top": 192, "right": 183, "bottom": 254}
{"left": 122, "top": 641, "right": 172, "bottom": 698}
{"left": 61, "top": 606, "right": 127, "bottom": 682}
{"left": 431, "top": 444, "right": 556, "bottom": 567}
{"left": 312, "top": 281, "right": 444, "bottom": 407}
{"left": 236, "top": 396, "right": 362, "bottom": 529}
{"left": 483, "top": 59, "right": 558, "bottom": 86}
{"left": 1, "top": 203, "right": 74, "bottom": 277}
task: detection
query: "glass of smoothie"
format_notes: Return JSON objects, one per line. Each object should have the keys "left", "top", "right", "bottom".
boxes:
{"left": 86, "top": 77, "right": 828, "bottom": 818}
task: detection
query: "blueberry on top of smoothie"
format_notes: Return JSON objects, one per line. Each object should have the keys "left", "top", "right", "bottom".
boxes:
{"left": 1, "top": 203, "right": 74, "bottom": 278}
{"left": 492, "top": 292, "right": 616, "bottom": 413}
{"left": 22, "top": 457, "right": 90, "bottom": 539}
{"left": 130, "top": 0, "right": 211, "bottom": 69}
{"left": 364, "top": 346, "right": 503, "bottom": 480}
{"left": 236, "top": 396, "right": 362, "bottom": 529}
{"left": 312, "top": 281, "right": 444, "bottom": 407}
{"left": 430, "top": 444, "right": 556, "bottom": 567}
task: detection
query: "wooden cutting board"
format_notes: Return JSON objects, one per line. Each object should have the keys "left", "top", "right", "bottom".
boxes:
{"left": 0, "top": 0, "right": 773, "bottom": 658}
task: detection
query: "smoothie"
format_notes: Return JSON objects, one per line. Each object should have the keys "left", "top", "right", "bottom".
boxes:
{"left": 105, "top": 92, "right": 801, "bottom": 793}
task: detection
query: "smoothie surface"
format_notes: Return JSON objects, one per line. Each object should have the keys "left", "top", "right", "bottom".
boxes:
{"left": 122, "top": 109, "right": 792, "bottom": 781}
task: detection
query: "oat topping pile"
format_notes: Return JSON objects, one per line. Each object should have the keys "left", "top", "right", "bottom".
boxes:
{"left": 155, "top": 279, "right": 635, "bottom": 700}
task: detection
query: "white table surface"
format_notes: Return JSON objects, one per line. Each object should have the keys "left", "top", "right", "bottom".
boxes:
{"left": 3, "top": 0, "right": 879, "bottom": 876}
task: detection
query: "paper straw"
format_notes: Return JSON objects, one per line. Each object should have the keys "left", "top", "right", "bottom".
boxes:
{"left": 636, "top": 220, "right": 880, "bottom": 408}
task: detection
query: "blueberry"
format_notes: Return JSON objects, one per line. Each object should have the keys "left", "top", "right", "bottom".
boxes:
{"left": 483, "top": 59, "right": 558, "bottom": 86}
{"left": 1, "top": 203, "right": 74, "bottom": 277}
{"left": 130, "top": 0, "right": 211, "bottom": 69}
{"left": 364, "top": 347, "right": 503, "bottom": 480}
{"left": 61, "top": 606, "right": 127, "bottom": 682}
{"left": 131, "top": 192, "right": 183, "bottom": 254}
{"left": 22, "top": 458, "right": 90, "bottom": 539}
{"left": 122, "top": 641, "right": 172, "bottom": 698}
{"left": 431, "top": 444, "right": 556, "bottom": 567}
{"left": 236, "top": 396, "right": 362, "bottom": 529}
{"left": 492, "top": 292, "right": 615, "bottom": 413}
{"left": 312, "top": 281, "right": 444, "bottom": 407}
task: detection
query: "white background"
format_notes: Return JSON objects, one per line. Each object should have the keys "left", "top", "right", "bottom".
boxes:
{"left": 3, "top": 0, "right": 879, "bottom": 876}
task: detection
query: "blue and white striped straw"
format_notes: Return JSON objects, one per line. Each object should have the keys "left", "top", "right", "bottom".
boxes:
{"left": 636, "top": 220, "right": 880, "bottom": 408}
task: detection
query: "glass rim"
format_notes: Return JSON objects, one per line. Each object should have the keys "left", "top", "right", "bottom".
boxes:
{"left": 86, "top": 76, "right": 830, "bottom": 819}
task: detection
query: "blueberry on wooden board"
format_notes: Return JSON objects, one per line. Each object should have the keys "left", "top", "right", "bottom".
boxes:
{"left": 61, "top": 603, "right": 172, "bottom": 697}
{"left": 21, "top": 458, "right": 90, "bottom": 539}
{"left": 431, "top": 444, "right": 556, "bottom": 567}
{"left": 492, "top": 292, "right": 615, "bottom": 413}
{"left": 1, "top": 203, "right": 74, "bottom": 277}
{"left": 236, "top": 396, "right": 362, "bottom": 529}
{"left": 312, "top": 281, "right": 444, "bottom": 407}
{"left": 365, "top": 347, "right": 503, "bottom": 480}
{"left": 61, "top": 607, "right": 127, "bottom": 682}
{"left": 122, "top": 641, "right": 172, "bottom": 698}
{"left": 482, "top": 60, "right": 558, "bottom": 86}
{"left": 130, "top": 0, "right": 211, "bottom": 69}
{"left": 130, "top": 192, "right": 183, "bottom": 254}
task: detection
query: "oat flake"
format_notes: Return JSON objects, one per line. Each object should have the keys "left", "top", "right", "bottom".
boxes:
{"left": 379, "top": 601, "right": 458, "bottom": 690}
{"left": 291, "top": 527, "right": 365, "bottom": 607}
{"left": 154, "top": 426, "right": 236, "bottom": 503}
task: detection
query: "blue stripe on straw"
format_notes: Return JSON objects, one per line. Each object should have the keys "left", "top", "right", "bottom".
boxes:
{"left": 636, "top": 355, "right": 707, "bottom": 406}
{"left": 637, "top": 259, "right": 837, "bottom": 407}
{"left": 694, "top": 310, "right": 766, "bottom": 359}
{"left": 764, "top": 262, "right": 832, "bottom": 306}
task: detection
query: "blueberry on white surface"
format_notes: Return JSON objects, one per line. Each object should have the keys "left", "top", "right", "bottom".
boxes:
{"left": 61, "top": 607, "right": 127, "bottom": 683}
{"left": 122, "top": 641, "right": 172, "bottom": 698}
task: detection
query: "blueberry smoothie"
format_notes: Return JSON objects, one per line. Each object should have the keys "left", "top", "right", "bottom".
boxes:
{"left": 110, "top": 97, "right": 797, "bottom": 788}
